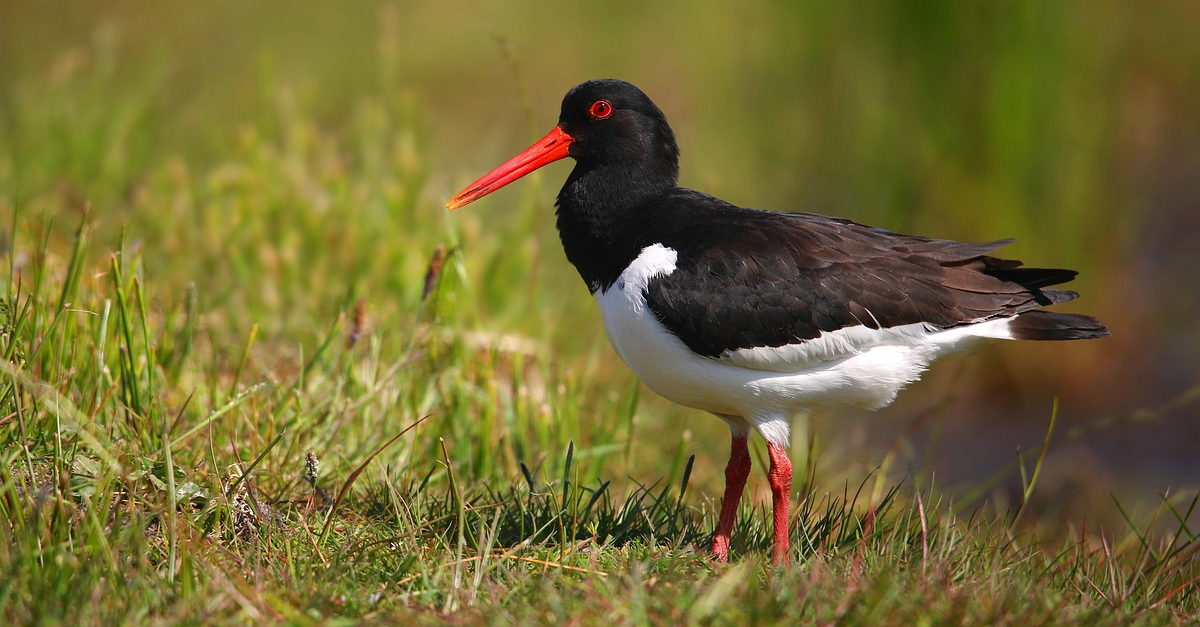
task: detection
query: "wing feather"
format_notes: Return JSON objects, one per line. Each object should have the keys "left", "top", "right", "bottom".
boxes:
{"left": 642, "top": 207, "right": 1078, "bottom": 364}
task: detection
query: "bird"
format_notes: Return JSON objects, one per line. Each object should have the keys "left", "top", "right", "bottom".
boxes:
{"left": 446, "top": 79, "right": 1109, "bottom": 564}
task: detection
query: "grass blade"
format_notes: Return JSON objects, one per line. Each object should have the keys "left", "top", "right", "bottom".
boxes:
{"left": 320, "top": 414, "right": 431, "bottom": 542}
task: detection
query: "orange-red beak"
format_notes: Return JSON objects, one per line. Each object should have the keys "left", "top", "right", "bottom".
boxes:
{"left": 446, "top": 126, "right": 574, "bottom": 210}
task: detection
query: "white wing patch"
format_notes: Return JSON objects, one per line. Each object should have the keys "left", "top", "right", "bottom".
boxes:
{"left": 718, "top": 317, "right": 1016, "bottom": 373}
{"left": 720, "top": 323, "right": 934, "bottom": 371}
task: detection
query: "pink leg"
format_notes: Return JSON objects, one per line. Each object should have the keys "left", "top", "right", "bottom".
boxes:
{"left": 711, "top": 434, "right": 751, "bottom": 562}
{"left": 767, "top": 443, "right": 793, "bottom": 564}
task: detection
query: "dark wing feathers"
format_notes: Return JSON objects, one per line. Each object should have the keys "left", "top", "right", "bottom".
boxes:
{"left": 983, "top": 263, "right": 1078, "bottom": 289}
{"left": 643, "top": 208, "right": 1090, "bottom": 358}
{"left": 902, "top": 238, "right": 1016, "bottom": 262}
{"left": 1009, "top": 311, "right": 1109, "bottom": 341}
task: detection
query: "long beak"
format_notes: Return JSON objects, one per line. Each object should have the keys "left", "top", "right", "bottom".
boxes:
{"left": 446, "top": 126, "right": 574, "bottom": 210}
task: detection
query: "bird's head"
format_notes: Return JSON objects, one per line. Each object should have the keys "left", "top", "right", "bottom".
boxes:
{"left": 447, "top": 79, "right": 678, "bottom": 210}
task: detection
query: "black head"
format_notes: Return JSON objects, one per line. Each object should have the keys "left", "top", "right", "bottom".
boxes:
{"left": 445, "top": 80, "right": 685, "bottom": 293}
{"left": 557, "top": 79, "right": 679, "bottom": 178}
{"left": 447, "top": 79, "right": 679, "bottom": 211}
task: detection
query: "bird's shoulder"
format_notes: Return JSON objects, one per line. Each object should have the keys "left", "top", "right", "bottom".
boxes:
{"left": 639, "top": 188, "right": 1002, "bottom": 264}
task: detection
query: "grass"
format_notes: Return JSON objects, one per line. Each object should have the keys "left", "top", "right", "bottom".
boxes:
{"left": 3, "top": 3, "right": 1200, "bottom": 624}
{"left": 2, "top": 169, "right": 1200, "bottom": 626}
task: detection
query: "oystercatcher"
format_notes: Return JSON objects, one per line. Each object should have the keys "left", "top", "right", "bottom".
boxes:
{"left": 447, "top": 79, "right": 1109, "bottom": 564}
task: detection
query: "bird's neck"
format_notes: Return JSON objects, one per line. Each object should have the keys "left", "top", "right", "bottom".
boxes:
{"left": 555, "top": 160, "right": 677, "bottom": 294}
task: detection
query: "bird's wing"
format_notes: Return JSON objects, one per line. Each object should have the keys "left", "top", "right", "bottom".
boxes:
{"left": 643, "top": 208, "right": 1078, "bottom": 369}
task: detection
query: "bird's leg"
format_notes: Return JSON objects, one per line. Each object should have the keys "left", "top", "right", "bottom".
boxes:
{"left": 766, "top": 443, "right": 793, "bottom": 565}
{"left": 711, "top": 433, "right": 751, "bottom": 562}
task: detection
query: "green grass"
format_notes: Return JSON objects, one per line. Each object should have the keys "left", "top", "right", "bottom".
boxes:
{"left": 3, "top": 2, "right": 1200, "bottom": 624}
{"left": 1, "top": 137, "right": 1199, "bottom": 626}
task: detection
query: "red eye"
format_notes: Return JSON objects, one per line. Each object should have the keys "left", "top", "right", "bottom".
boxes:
{"left": 588, "top": 100, "right": 613, "bottom": 119}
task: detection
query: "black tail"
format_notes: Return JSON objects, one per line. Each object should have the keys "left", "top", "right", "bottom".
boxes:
{"left": 1009, "top": 311, "right": 1110, "bottom": 341}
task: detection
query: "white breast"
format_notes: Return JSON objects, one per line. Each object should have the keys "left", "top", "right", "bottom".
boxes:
{"left": 594, "top": 243, "right": 1017, "bottom": 446}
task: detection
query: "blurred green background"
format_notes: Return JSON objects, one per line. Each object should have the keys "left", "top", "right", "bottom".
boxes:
{"left": 2, "top": 0, "right": 1199, "bottom": 509}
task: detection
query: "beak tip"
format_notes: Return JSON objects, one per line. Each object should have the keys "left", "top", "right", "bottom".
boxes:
{"left": 445, "top": 126, "right": 573, "bottom": 213}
